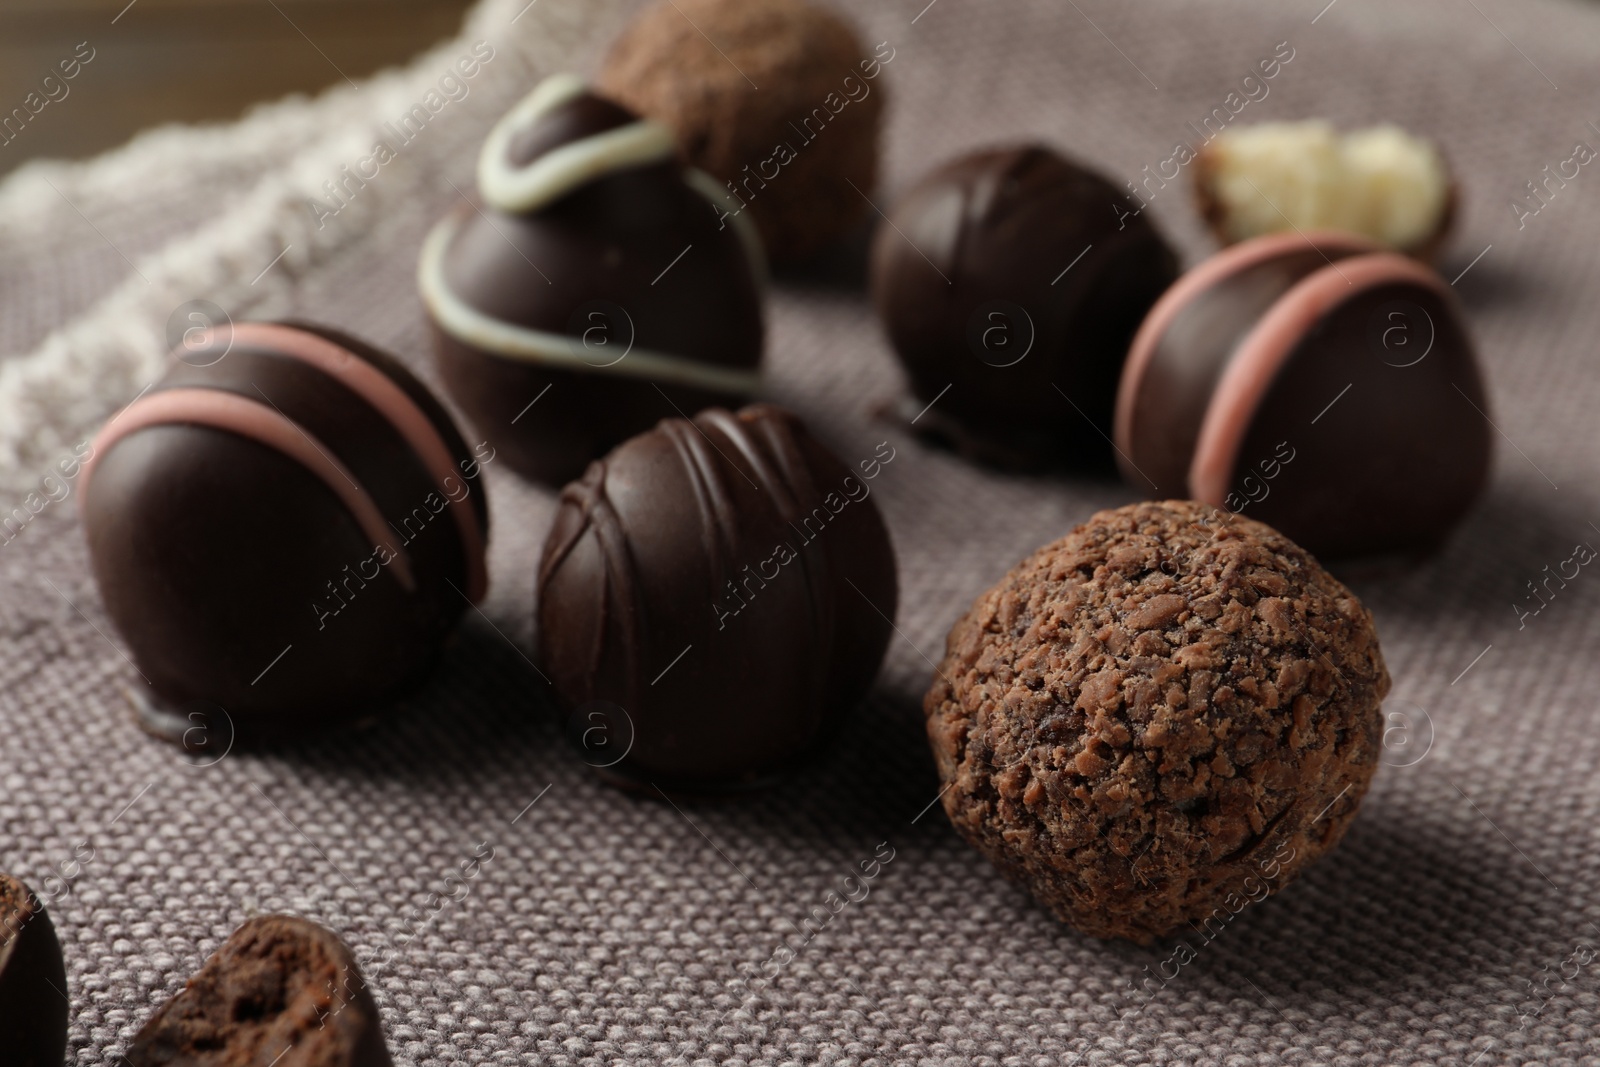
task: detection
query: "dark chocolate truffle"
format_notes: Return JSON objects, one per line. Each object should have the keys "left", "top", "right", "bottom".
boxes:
{"left": 1115, "top": 231, "right": 1491, "bottom": 560}
{"left": 598, "top": 0, "right": 885, "bottom": 263}
{"left": 0, "top": 874, "right": 68, "bottom": 1067}
{"left": 418, "top": 74, "right": 765, "bottom": 487}
{"left": 537, "top": 403, "right": 897, "bottom": 790}
{"left": 125, "top": 915, "right": 391, "bottom": 1066}
{"left": 81, "top": 321, "right": 490, "bottom": 747}
{"left": 870, "top": 145, "right": 1179, "bottom": 469}
{"left": 924, "top": 500, "right": 1389, "bottom": 943}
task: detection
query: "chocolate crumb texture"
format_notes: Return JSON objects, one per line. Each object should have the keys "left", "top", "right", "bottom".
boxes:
{"left": 923, "top": 500, "right": 1390, "bottom": 943}
{"left": 125, "top": 914, "right": 392, "bottom": 1067}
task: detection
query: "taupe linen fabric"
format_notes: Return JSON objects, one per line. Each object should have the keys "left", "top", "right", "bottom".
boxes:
{"left": 2, "top": 0, "right": 1599, "bottom": 1063}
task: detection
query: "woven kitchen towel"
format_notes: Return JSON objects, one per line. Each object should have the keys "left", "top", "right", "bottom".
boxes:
{"left": 1, "top": 0, "right": 1599, "bottom": 1063}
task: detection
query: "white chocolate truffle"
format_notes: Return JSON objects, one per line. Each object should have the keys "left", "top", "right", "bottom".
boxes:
{"left": 1196, "top": 121, "right": 1453, "bottom": 257}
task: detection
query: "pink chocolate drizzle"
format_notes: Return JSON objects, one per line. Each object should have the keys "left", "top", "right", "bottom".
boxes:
{"left": 83, "top": 323, "right": 491, "bottom": 602}
{"left": 83, "top": 386, "right": 418, "bottom": 591}
{"left": 1115, "top": 229, "right": 1381, "bottom": 476}
{"left": 227, "top": 323, "right": 488, "bottom": 602}
{"left": 1188, "top": 251, "right": 1452, "bottom": 507}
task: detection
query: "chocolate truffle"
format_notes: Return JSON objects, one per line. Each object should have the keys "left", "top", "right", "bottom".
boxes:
{"left": 537, "top": 403, "right": 897, "bottom": 790}
{"left": 1194, "top": 121, "right": 1456, "bottom": 260}
{"left": 0, "top": 874, "right": 68, "bottom": 1067}
{"left": 870, "top": 145, "right": 1179, "bottom": 469}
{"left": 598, "top": 0, "right": 886, "bottom": 262}
{"left": 125, "top": 915, "right": 391, "bottom": 1066}
{"left": 924, "top": 500, "right": 1389, "bottom": 943}
{"left": 418, "top": 74, "right": 765, "bottom": 487}
{"left": 82, "top": 321, "right": 490, "bottom": 747}
{"left": 1115, "top": 231, "right": 1491, "bottom": 561}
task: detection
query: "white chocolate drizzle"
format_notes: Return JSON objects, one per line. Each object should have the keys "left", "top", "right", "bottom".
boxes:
{"left": 476, "top": 73, "right": 676, "bottom": 215}
{"left": 417, "top": 210, "right": 761, "bottom": 394}
{"left": 683, "top": 166, "right": 767, "bottom": 287}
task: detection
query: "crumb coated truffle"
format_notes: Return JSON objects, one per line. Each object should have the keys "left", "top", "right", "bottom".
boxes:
{"left": 598, "top": 0, "right": 886, "bottom": 262}
{"left": 923, "top": 500, "right": 1389, "bottom": 943}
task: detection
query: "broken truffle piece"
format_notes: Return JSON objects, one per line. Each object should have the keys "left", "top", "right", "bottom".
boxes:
{"left": 418, "top": 73, "right": 766, "bottom": 487}
{"left": 125, "top": 915, "right": 391, "bottom": 1067}
{"left": 1194, "top": 120, "right": 1455, "bottom": 259}
{"left": 537, "top": 403, "right": 898, "bottom": 790}
{"left": 923, "top": 500, "right": 1389, "bottom": 944}
{"left": 870, "top": 145, "right": 1179, "bottom": 470}
{"left": 0, "top": 873, "right": 68, "bottom": 1067}
{"left": 598, "top": 0, "right": 885, "bottom": 262}
{"left": 1115, "top": 231, "right": 1491, "bottom": 561}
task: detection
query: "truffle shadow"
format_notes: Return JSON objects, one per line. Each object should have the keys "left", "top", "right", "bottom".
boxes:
{"left": 1189, "top": 803, "right": 1552, "bottom": 1001}
{"left": 1437, "top": 246, "right": 1536, "bottom": 309}
{"left": 271, "top": 621, "right": 563, "bottom": 789}
{"left": 771, "top": 217, "right": 875, "bottom": 293}
{"left": 1347, "top": 479, "right": 1591, "bottom": 628}
{"left": 648, "top": 688, "right": 950, "bottom": 848}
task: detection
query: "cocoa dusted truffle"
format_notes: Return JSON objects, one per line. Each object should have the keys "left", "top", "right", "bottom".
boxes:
{"left": 870, "top": 145, "right": 1179, "bottom": 469}
{"left": 1115, "top": 231, "right": 1491, "bottom": 561}
{"left": 537, "top": 403, "right": 898, "bottom": 790}
{"left": 0, "top": 874, "right": 68, "bottom": 1067}
{"left": 125, "top": 915, "right": 391, "bottom": 1066}
{"left": 924, "top": 500, "right": 1389, "bottom": 943}
{"left": 419, "top": 74, "right": 766, "bottom": 486}
{"left": 81, "top": 321, "right": 491, "bottom": 747}
{"left": 598, "top": 0, "right": 887, "bottom": 262}
{"left": 1194, "top": 120, "right": 1456, "bottom": 260}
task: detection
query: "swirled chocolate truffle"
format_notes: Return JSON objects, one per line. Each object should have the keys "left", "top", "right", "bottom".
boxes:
{"left": 537, "top": 404, "right": 897, "bottom": 790}
{"left": 418, "top": 74, "right": 765, "bottom": 486}
{"left": 598, "top": 0, "right": 886, "bottom": 262}
{"left": 81, "top": 322, "right": 490, "bottom": 747}
{"left": 126, "top": 915, "right": 391, "bottom": 1066}
{"left": 924, "top": 500, "right": 1389, "bottom": 943}
{"left": 1115, "top": 231, "right": 1490, "bottom": 560}
{"left": 0, "top": 874, "right": 68, "bottom": 1067}
{"left": 871, "top": 145, "right": 1179, "bottom": 469}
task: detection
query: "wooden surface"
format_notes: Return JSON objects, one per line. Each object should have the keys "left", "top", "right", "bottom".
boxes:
{"left": 0, "top": 0, "right": 475, "bottom": 176}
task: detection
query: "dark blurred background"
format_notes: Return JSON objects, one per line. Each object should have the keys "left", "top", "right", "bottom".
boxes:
{"left": 0, "top": 0, "right": 475, "bottom": 177}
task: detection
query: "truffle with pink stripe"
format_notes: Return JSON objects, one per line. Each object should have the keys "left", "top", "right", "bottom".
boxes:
{"left": 80, "top": 321, "right": 491, "bottom": 747}
{"left": 1115, "top": 231, "right": 1491, "bottom": 561}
